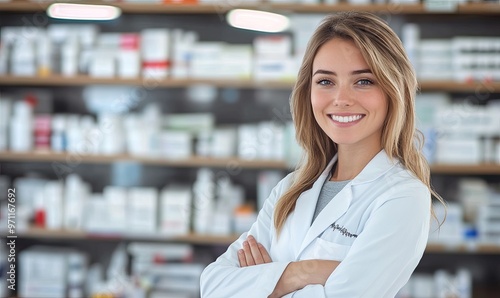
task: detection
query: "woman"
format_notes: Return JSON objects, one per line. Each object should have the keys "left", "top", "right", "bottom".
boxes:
{"left": 200, "top": 11, "right": 443, "bottom": 297}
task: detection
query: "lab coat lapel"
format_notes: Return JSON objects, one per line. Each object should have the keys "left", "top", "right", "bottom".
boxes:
{"left": 298, "top": 183, "right": 352, "bottom": 255}
{"left": 296, "top": 150, "right": 396, "bottom": 255}
{"left": 290, "top": 156, "right": 337, "bottom": 257}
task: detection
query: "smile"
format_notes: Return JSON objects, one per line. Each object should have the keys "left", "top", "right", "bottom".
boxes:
{"left": 330, "top": 114, "right": 364, "bottom": 123}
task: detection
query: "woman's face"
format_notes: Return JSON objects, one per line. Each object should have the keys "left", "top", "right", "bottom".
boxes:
{"left": 311, "top": 38, "right": 388, "bottom": 152}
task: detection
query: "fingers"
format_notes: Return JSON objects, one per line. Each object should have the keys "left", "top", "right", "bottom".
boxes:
{"left": 238, "top": 249, "right": 248, "bottom": 267}
{"left": 238, "top": 235, "right": 273, "bottom": 267}
{"left": 243, "top": 240, "right": 256, "bottom": 266}
{"left": 258, "top": 243, "right": 272, "bottom": 263}
{"left": 247, "top": 235, "right": 264, "bottom": 264}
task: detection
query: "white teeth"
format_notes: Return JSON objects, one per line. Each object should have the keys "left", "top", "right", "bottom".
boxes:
{"left": 331, "top": 114, "right": 363, "bottom": 123}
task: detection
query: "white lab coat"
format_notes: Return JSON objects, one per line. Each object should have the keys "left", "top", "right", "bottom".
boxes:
{"left": 200, "top": 150, "right": 431, "bottom": 298}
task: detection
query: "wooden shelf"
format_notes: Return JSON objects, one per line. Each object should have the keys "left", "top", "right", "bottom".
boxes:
{"left": 0, "top": 151, "right": 289, "bottom": 169}
{"left": 1, "top": 75, "right": 499, "bottom": 92}
{"left": 0, "top": 75, "right": 295, "bottom": 89}
{"left": 0, "top": 1, "right": 499, "bottom": 15}
{"left": 418, "top": 80, "right": 500, "bottom": 93}
{"left": 4, "top": 152, "right": 500, "bottom": 174}
{"left": 430, "top": 164, "right": 500, "bottom": 175}
{"left": 11, "top": 228, "right": 500, "bottom": 253}
{"left": 426, "top": 243, "right": 500, "bottom": 254}
{"left": 14, "top": 227, "right": 239, "bottom": 245}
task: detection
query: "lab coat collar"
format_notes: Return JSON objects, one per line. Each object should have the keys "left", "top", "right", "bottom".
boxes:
{"left": 350, "top": 149, "right": 399, "bottom": 185}
{"left": 294, "top": 149, "right": 399, "bottom": 256}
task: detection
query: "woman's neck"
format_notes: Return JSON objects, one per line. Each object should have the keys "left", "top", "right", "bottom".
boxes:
{"left": 331, "top": 145, "right": 382, "bottom": 181}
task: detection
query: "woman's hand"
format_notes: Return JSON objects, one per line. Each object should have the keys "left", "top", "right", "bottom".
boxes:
{"left": 269, "top": 259, "right": 341, "bottom": 298}
{"left": 237, "top": 235, "right": 340, "bottom": 297}
{"left": 238, "top": 235, "right": 272, "bottom": 267}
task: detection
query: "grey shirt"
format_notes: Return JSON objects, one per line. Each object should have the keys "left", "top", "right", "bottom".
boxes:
{"left": 311, "top": 179, "right": 351, "bottom": 224}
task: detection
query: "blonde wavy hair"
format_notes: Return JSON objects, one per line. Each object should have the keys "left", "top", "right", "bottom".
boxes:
{"left": 274, "top": 11, "right": 444, "bottom": 235}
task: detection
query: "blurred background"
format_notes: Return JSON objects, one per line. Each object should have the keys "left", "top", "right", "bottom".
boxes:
{"left": 0, "top": 0, "right": 499, "bottom": 297}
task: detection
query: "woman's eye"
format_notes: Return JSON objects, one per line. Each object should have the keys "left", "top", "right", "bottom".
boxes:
{"left": 317, "top": 79, "right": 332, "bottom": 86}
{"left": 356, "top": 79, "right": 373, "bottom": 86}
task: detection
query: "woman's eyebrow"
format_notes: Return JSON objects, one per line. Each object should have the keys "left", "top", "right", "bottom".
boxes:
{"left": 351, "top": 69, "right": 372, "bottom": 75}
{"left": 312, "top": 69, "right": 372, "bottom": 76}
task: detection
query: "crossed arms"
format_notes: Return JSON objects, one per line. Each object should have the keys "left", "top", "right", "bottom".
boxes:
{"left": 238, "top": 235, "right": 340, "bottom": 298}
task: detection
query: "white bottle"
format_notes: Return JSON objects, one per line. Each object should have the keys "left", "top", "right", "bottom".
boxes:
{"left": 51, "top": 114, "right": 67, "bottom": 152}
{"left": 193, "top": 168, "right": 215, "bottom": 234}
{"left": 0, "top": 98, "right": 12, "bottom": 151}
{"left": 9, "top": 100, "right": 33, "bottom": 152}
{"left": 455, "top": 269, "right": 472, "bottom": 298}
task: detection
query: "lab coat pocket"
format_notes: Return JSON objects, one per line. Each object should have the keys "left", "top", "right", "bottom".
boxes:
{"left": 307, "top": 238, "right": 351, "bottom": 261}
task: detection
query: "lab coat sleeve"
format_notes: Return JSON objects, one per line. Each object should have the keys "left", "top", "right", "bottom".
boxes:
{"left": 290, "top": 184, "right": 431, "bottom": 298}
{"left": 200, "top": 176, "right": 292, "bottom": 298}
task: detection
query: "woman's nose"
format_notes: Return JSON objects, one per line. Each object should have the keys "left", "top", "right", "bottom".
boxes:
{"left": 332, "top": 84, "right": 353, "bottom": 107}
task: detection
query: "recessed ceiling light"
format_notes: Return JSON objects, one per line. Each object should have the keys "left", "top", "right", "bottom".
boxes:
{"left": 227, "top": 9, "right": 290, "bottom": 33}
{"left": 47, "top": 3, "right": 121, "bottom": 21}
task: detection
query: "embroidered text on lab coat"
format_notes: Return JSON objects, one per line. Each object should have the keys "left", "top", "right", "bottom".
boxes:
{"left": 331, "top": 222, "right": 358, "bottom": 238}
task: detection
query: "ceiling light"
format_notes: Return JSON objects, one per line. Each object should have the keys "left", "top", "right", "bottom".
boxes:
{"left": 227, "top": 9, "right": 290, "bottom": 33}
{"left": 47, "top": 3, "right": 121, "bottom": 21}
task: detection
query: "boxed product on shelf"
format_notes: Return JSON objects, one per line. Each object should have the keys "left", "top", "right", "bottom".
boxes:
{"left": 158, "top": 130, "right": 193, "bottom": 159}
{"left": 19, "top": 246, "right": 88, "bottom": 298}
{"left": 128, "top": 187, "right": 158, "bottom": 234}
{"left": 141, "top": 28, "right": 170, "bottom": 78}
{"left": 418, "top": 40, "right": 453, "bottom": 80}
{"left": 477, "top": 189, "right": 500, "bottom": 243}
{"left": 429, "top": 202, "right": 464, "bottom": 246}
{"left": 160, "top": 185, "right": 192, "bottom": 236}
{"left": 396, "top": 269, "right": 472, "bottom": 298}
{"left": 146, "top": 263, "right": 204, "bottom": 298}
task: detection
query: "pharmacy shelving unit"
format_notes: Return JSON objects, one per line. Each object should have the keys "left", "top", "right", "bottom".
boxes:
{"left": 0, "top": 75, "right": 499, "bottom": 92}
{"left": 2, "top": 1, "right": 500, "bottom": 297}
{"left": 3, "top": 150, "right": 500, "bottom": 174}
{"left": 0, "top": 151, "right": 290, "bottom": 169}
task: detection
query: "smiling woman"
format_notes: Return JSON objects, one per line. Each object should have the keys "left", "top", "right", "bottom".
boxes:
{"left": 200, "top": 11, "right": 445, "bottom": 298}
{"left": 310, "top": 38, "right": 389, "bottom": 175}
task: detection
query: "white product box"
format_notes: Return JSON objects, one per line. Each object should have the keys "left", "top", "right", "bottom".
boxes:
{"left": 103, "top": 186, "right": 128, "bottom": 233}
{"left": 171, "top": 30, "right": 198, "bottom": 78}
{"left": 128, "top": 187, "right": 158, "bottom": 234}
{"left": 219, "top": 45, "right": 253, "bottom": 79}
{"left": 254, "top": 55, "right": 296, "bottom": 81}
{"left": 159, "top": 130, "right": 192, "bottom": 159}
{"left": 428, "top": 202, "right": 464, "bottom": 245}
{"left": 118, "top": 33, "right": 141, "bottom": 78}
{"left": 89, "top": 48, "right": 116, "bottom": 78}
{"left": 254, "top": 35, "right": 292, "bottom": 57}
{"left": 210, "top": 127, "right": 237, "bottom": 158}
{"left": 118, "top": 50, "right": 140, "bottom": 78}
{"left": 435, "top": 137, "right": 481, "bottom": 164}
{"left": 238, "top": 124, "right": 258, "bottom": 160}
{"left": 190, "top": 42, "right": 224, "bottom": 79}
{"left": 84, "top": 194, "right": 109, "bottom": 233}
{"left": 435, "top": 105, "right": 500, "bottom": 136}
{"left": 164, "top": 113, "right": 215, "bottom": 133}
{"left": 19, "top": 248, "right": 69, "bottom": 298}
{"left": 141, "top": 29, "right": 170, "bottom": 78}
{"left": 11, "top": 38, "right": 36, "bottom": 76}
{"left": 160, "top": 186, "right": 192, "bottom": 236}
